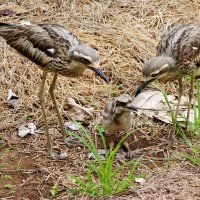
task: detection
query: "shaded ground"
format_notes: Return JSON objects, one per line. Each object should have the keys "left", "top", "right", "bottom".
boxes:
{"left": 1, "top": 124, "right": 200, "bottom": 199}
{"left": 1, "top": 0, "right": 200, "bottom": 199}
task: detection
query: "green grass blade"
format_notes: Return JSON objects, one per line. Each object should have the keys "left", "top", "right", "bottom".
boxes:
{"left": 67, "top": 122, "right": 104, "bottom": 171}
{"left": 78, "top": 124, "right": 104, "bottom": 170}
{"left": 115, "top": 157, "right": 142, "bottom": 192}
{"left": 71, "top": 176, "right": 87, "bottom": 189}
{"left": 69, "top": 123, "right": 142, "bottom": 196}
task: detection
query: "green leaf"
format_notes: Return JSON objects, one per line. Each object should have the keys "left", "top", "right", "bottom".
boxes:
{"left": 3, "top": 174, "right": 13, "bottom": 180}
{"left": 26, "top": 114, "right": 34, "bottom": 120}
{"left": 4, "top": 184, "right": 12, "bottom": 190}
{"left": 50, "top": 185, "right": 60, "bottom": 197}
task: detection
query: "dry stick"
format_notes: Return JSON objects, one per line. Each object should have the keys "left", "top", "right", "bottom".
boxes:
{"left": 37, "top": 188, "right": 44, "bottom": 199}
{"left": 0, "top": 168, "right": 43, "bottom": 173}
{"left": 135, "top": 191, "right": 145, "bottom": 200}
{"left": 134, "top": 106, "right": 187, "bottom": 112}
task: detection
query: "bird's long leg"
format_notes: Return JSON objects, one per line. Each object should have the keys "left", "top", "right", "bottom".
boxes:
{"left": 48, "top": 74, "right": 65, "bottom": 140}
{"left": 49, "top": 74, "right": 81, "bottom": 147}
{"left": 38, "top": 71, "right": 56, "bottom": 157}
{"left": 168, "top": 78, "right": 183, "bottom": 147}
{"left": 185, "top": 73, "right": 195, "bottom": 133}
{"left": 109, "top": 140, "right": 114, "bottom": 153}
{"left": 175, "top": 78, "right": 184, "bottom": 121}
{"left": 122, "top": 141, "right": 132, "bottom": 159}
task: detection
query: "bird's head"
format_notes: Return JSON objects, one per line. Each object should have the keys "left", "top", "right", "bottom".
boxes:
{"left": 68, "top": 45, "right": 109, "bottom": 83}
{"left": 114, "top": 94, "right": 137, "bottom": 113}
{"left": 103, "top": 94, "right": 137, "bottom": 120}
{"left": 135, "top": 56, "right": 176, "bottom": 96}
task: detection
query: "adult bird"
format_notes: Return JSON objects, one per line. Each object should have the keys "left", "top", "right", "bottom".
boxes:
{"left": 103, "top": 94, "right": 137, "bottom": 158}
{"left": 135, "top": 24, "right": 200, "bottom": 146}
{"left": 0, "top": 22, "right": 109, "bottom": 158}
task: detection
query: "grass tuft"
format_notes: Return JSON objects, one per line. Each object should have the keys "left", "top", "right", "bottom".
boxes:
{"left": 162, "top": 88, "right": 200, "bottom": 168}
{"left": 66, "top": 123, "right": 142, "bottom": 197}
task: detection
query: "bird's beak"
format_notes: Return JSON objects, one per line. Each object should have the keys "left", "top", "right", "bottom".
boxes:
{"left": 124, "top": 104, "right": 138, "bottom": 111}
{"left": 89, "top": 67, "right": 109, "bottom": 83}
{"left": 135, "top": 78, "right": 155, "bottom": 96}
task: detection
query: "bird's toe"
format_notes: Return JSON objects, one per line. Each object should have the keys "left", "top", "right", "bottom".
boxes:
{"left": 48, "top": 150, "right": 59, "bottom": 159}
{"left": 63, "top": 137, "right": 82, "bottom": 147}
{"left": 126, "top": 150, "right": 133, "bottom": 159}
{"left": 162, "top": 139, "right": 175, "bottom": 150}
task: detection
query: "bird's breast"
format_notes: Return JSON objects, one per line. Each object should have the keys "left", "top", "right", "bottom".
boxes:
{"left": 61, "top": 67, "right": 85, "bottom": 77}
{"left": 158, "top": 71, "right": 184, "bottom": 83}
{"left": 104, "top": 112, "right": 132, "bottom": 134}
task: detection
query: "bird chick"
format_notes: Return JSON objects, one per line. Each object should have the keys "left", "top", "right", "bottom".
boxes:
{"left": 135, "top": 24, "right": 200, "bottom": 147}
{"left": 103, "top": 94, "right": 137, "bottom": 158}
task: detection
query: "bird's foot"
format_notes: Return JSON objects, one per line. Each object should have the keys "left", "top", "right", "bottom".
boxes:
{"left": 162, "top": 139, "right": 174, "bottom": 150}
{"left": 48, "top": 150, "right": 59, "bottom": 159}
{"left": 48, "top": 150, "right": 68, "bottom": 160}
{"left": 63, "top": 137, "right": 82, "bottom": 148}
{"left": 107, "top": 149, "right": 112, "bottom": 156}
{"left": 126, "top": 150, "right": 133, "bottom": 159}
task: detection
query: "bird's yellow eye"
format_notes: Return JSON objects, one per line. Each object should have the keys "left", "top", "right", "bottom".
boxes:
{"left": 150, "top": 71, "right": 160, "bottom": 77}
{"left": 80, "top": 57, "right": 91, "bottom": 65}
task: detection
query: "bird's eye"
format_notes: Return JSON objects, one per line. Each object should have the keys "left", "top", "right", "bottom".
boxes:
{"left": 81, "top": 57, "right": 91, "bottom": 65}
{"left": 150, "top": 71, "right": 159, "bottom": 77}
{"left": 116, "top": 101, "right": 127, "bottom": 107}
{"left": 151, "top": 73, "right": 158, "bottom": 77}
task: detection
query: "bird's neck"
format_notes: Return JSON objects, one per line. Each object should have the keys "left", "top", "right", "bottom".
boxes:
{"left": 69, "top": 60, "right": 86, "bottom": 76}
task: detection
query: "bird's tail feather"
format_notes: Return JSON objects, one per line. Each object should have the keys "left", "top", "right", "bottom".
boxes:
{"left": 0, "top": 22, "right": 14, "bottom": 38}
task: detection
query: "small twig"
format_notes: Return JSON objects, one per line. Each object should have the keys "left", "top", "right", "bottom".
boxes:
{"left": 18, "top": 176, "right": 33, "bottom": 188}
{"left": 0, "top": 168, "right": 43, "bottom": 173}
{"left": 0, "top": 196, "right": 14, "bottom": 200}
{"left": 135, "top": 106, "right": 187, "bottom": 112}
{"left": 135, "top": 190, "right": 144, "bottom": 200}
{"left": 37, "top": 188, "right": 44, "bottom": 199}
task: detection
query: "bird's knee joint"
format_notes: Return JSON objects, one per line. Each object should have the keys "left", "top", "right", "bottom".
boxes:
{"left": 48, "top": 87, "right": 54, "bottom": 97}
{"left": 179, "top": 88, "right": 183, "bottom": 93}
{"left": 189, "top": 90, "right": 194, "bottom": 98}
{"left": 38, "top": 92, "right": 44, "bottom": 102}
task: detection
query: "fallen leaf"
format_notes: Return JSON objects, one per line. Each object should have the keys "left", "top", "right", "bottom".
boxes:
{"left": 64, "top": 121, "right": 80, "bottom": 131}
{"left": 20, "top": 20, "right": 31, "bottom": 25}
{"left": 88, "top": 149, "right": 106, "bottom": 160}
{"left": 28, "top": 123, "right": 37, "bottom": 134}
{"left": 18, "top": 126, "right": 30, "bottom": 138}
{"left": 88, "top": 149, "right": 122, "bottom": 160}
{"left": 7, "top": 89, "right": 21, "bottom": 110}
{"left": 135, "top": 177, "right": 145, "bottom": 185}
{"left": 133, "top": 91, "right": 165, "bottom": 108}
{"left": 133, "top": 90, "right": 197, "bottom": 129}
{"left": 0, "top": 2, "right": 27, "bottom": 15}
{"left": 18, "top": 123, "right": 37, "bottom": 138}
{"left": 66, "top": 98, "right": 94, "bottom": 123}
{"left": 59, "top": 152, "right": 68, "bottom": 160}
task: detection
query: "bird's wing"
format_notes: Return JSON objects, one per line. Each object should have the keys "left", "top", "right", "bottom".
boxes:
{"left": 157, "top": 24, "right": 200, "bottom": 66}
{"left": 103, "top": 101, "right": 115, "bottom": 118}
{"left": 0, "top": 22, "right": 80, "bottom": 66}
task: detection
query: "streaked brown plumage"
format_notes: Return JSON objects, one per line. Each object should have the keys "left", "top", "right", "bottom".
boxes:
{"left": 0, "top": 21, "right": 109, "bottom": 158}
{"left": 103, "top": 94, "right": 137, "bottom": 158}
{"left": 135, "top": 24, "right": 200, "bottom": 146}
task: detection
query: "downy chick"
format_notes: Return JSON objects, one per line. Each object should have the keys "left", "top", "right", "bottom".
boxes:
{"left": 103, "top": 94, "right": 137, "bottom": 158}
